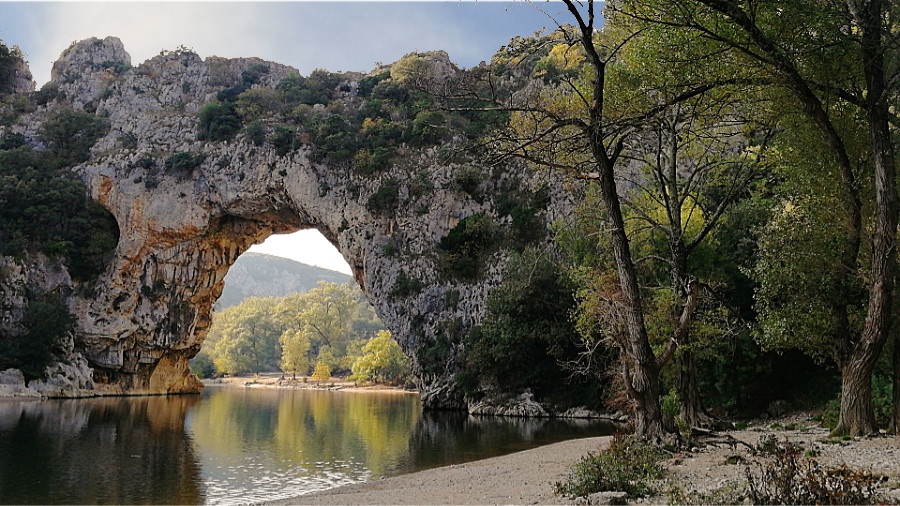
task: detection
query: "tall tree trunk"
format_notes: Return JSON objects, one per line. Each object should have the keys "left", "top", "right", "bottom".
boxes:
{"left": 596, "top": 166, "right": 667, "bottom": 438}
{"left": 565, "top": 0, "right": 669, "bottom": 439}
{"left": 834, "top": 0, "right": 898, "bottom": 436}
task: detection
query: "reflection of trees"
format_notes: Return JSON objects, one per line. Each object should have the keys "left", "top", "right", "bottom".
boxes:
{"left": 0, "top": 396, "right": 203, "bottom": 505}
{"left": 407, "top": 411, "right": 621, "bottom": 472}
{"left": 190, "top": 388, "right": 421, "bottom": 478}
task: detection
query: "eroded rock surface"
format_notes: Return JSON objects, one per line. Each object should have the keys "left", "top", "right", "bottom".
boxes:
{"left": 1, "top": 38, "right": 574, "bottom": 406}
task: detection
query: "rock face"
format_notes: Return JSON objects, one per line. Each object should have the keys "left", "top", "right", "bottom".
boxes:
{"left": 1, "top": 38, "right": 575, "bottom": 407}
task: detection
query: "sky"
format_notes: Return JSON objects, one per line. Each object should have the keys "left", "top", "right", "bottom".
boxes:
{"left": 0, "top": 1, "right": 571, "bottom": 275}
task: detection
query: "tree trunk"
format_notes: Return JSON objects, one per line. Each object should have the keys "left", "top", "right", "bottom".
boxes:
{"left": 592, "top": 142, "right": 667, "bottom": 439}
{"left": 833, "top": 353, "right": 879, "bottom": 436}
{"left": 834, "top": 0, "right": 898, "bottom": 436}
{"left": 677, "top": 349, "right": 710, "bottom": 428}
{"left": 597, "top": 170, "right": 667, "bottom": 439}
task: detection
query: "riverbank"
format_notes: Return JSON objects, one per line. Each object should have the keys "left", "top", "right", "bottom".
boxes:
{"left": 203, "top": 372, "right": 414, "bottom": 394}
{"left": 268, "top": 413, "right": 900, "bottom": 505}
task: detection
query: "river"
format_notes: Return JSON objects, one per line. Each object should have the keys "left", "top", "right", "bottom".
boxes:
{"left": 0, "top": 386, "right": 618, "bottom": 505}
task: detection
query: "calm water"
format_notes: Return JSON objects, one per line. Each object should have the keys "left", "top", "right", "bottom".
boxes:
{"left": 0, "top": 386, "right": 618, "bottom": 505}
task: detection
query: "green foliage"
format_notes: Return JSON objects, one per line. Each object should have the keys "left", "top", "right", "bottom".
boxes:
{"left": 270, "top": 124, "right": 296, "bottom": 156}
{"left": 280, "top": 328, "right": 310, "bottom": 378}
{"left": 189, "top": 351, "right": 216, "bottom": 379}
{"left": 278, "top": 70, "right": 339, "bottom": 107}
{"left": 234, "top": 87, "right": 281, "bottom": 121}
{"left": 33, "top": 83, "right": 63, "bottom": 106}
{"left": 164, "top": 151, "right": 205, "bottom": 176}
{"left": 389, "top": 271, "right": 423, "bottom": 298}
{"left": 459, "top": 248, "right": 607, "bottom": 407}
{"left": 350, "top": 330, "right": 411, "bottom": 385}
{"left": 366, "top": 178, "right": 401, "bottom": 214}
{"left": 311, "top": 361, "right": 331, "bottom": 384}
{"left": 0, "top": 38, "right": 24, "bottom": 95}
{"left": 198, "top": 102, "right": 241, "bottom": 141}
{"left": 390, "top": 52, "right": 433, "bottom": 83}
{"left": 272, "top": 281, "right": 383, "bottom": 375}
{"left": 438, "top": 214, "right": 495, "bottom": 280}
{"left": 554, "top": 434, "right": 667, "bottom": 499}
{"left": 0, "top": 143, "right": 119, "bottom": 281}
{"left": 0, "top": 293, "right": 75, "bottom": 381}
{"left": 206, "top": 296, "right": 284, "bottom": 374}
{"left": 357, "top": 71, "right": 391, "bottom": 98}
{"left": 38, "top": 107, "right": 110, "bottom": 166}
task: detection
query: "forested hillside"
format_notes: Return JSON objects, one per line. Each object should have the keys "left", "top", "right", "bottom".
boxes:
{"left": 217, "top": 252, "right": 351, "bottom": 308}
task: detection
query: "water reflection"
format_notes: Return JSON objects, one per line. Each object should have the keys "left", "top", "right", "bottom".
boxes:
{"left": 0, "top": 396, "right": 202, "bottom": 505}
{"left": 188, "top": 388, "right": 421, "bottom": 503}
{"left": 0, "top": 387, "right": 617, "bottom": 505}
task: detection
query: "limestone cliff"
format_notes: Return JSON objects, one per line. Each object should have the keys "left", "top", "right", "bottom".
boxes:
{"left": 0, "top": 37, "right": 576, "bottom": 407}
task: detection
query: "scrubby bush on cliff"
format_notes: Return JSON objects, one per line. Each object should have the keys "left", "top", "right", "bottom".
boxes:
{"left": 438, "top": 214, "right": 496, "bottom": 281}
{"left": 0, "top": 293, "right": 74, "bottom": 381}
{"left": 0, "top": 137, "right": 119, "bottom": 281}
{"left": 197, "top": 102, "right": 241, "bottom": 141}
{"left": 39, "top": 107, "right": 110, "bottom": 166}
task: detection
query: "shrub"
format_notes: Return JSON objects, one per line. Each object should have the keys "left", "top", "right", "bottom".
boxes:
{"left": 198, "top": 102, "right": 241, "bottom": 141}
{"left": 745, "top": 436, "right": 888, "bottom": 505}
{"left": 0, "top": 293, "right": 75, "bottom": 381}
{"left": 555, "top": 434, "right": 667, "bottom": 499}
{"left": 33, "top": 83, "right": 63, "bottom": 106}
{"left": 164, "top": 151, "right": 205, "bottom": 175}
{"left": 235, "top": 87, "right": 281, "bottom": 121}
{"left": 39, "top": 108, "right": 110, "bottom": 165}
{"left": 411, "top": 110, "right": 445, "bottom": 144}
{"left": 0, "top": 145, "right": 119, "bottom": 280}
{"left": 366, "top": 178, "right": 401, "bottom": 213}
{"left": 438, "top": 214, "right": 495, "bottom": 280}
{"left": 270, "top": 125, "right": 296, "bottom": 156}
{"left": 189, "top": 352, "right": 216, "bottom": 379}
{"left": 389, "top": 271, "right": 423, "bottom": 298}
{"left": 357, "top": 71, "right": 391, "bottom": 98}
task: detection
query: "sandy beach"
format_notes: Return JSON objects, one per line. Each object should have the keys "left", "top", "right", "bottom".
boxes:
{"left": 262, "top": 415, "right": 900, "bottom": 505}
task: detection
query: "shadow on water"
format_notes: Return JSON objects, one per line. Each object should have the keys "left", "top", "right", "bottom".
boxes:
{"left": 406, "top": 410, "right": 622, "bottom": 473}
{"left": 0, "top": 395, "right": 203, "bottom": 505}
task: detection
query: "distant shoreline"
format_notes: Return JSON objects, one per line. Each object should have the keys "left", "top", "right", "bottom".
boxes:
{"left": 202, "top": 372, "right": 416, "bottom": 395}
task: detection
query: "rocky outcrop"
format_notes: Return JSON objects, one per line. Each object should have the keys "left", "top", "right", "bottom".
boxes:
{"left": 1, "top": 37, "right": 576, "bottom": 407}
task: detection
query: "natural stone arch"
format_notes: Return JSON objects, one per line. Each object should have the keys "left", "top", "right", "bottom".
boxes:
{"left": 7, "top": 37, "right": 575, "bottom": 408}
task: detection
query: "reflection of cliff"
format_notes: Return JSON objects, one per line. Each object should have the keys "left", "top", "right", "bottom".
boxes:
{"left": 0, "top": 396, "right": 203, "bottom": 504}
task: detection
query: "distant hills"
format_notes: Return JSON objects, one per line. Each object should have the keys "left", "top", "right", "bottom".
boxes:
{"left": 217, "top": 253, "right": 352, "bottom": 309}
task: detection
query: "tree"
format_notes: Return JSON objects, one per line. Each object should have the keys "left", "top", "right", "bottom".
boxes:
{"left": 350, "top": 330, "right": 411, "bottom": 385}
{"left": 274, "top": 282, "right": 382, "bottom": 370}
{"left": 311, "top": 361, "right": 331, "bottom": 385}
{"left": 280, "top": 328, "right": 310, "bottom": 379}
{"left": 616, "top": 0, "right": 899, "bottom": 435}
{"left": 207, "top": 297, "right": 283, "bottom": 374}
